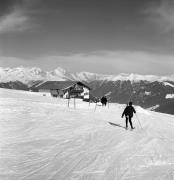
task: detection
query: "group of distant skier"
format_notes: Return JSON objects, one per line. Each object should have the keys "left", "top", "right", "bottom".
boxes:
{"left": 99, "top": 95, "right": 136, "bottom": 129}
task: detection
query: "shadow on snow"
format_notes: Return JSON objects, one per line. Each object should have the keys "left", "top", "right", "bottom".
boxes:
{"left": 108, "top": 122, "right": 126, "bottom": 129}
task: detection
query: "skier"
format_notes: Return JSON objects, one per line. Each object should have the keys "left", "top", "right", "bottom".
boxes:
{"left": 122, "top": 101, "right": 136, "bottom": 129}
{"left": 101, "top": 96, "right": 107, "bottom": 106}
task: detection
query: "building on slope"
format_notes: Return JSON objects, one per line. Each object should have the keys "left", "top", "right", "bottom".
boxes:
{"left": 36, "top": 81, "right": 91, "bottom": 100}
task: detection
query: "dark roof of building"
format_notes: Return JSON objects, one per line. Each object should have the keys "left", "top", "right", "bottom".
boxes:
{"left": 37, "top": 81, "right": 91, "bottom": 90}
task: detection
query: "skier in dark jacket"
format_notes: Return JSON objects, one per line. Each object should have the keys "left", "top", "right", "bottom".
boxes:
{"left": 122, "top": 102, "right": 136, "bottom": 129}
{"left": 101, "top": 96, "right": 107, "bottom": 106}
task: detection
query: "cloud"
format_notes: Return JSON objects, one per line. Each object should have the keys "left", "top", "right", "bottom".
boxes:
{"left": 0, "top": 8, "right": 31, "bottom": 33}
{"left": 34, "top": 51, "right": 174, "bottom": 75}
{"left": 145, "top": 0, "right": 174, "bottom": 33}
{"left": 1, "top": 50, "right": 174, "bottom": 75}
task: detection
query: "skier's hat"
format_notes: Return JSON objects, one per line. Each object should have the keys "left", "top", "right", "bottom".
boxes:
{"left": 129, "top": 101, "right": 133, "bottom": 105}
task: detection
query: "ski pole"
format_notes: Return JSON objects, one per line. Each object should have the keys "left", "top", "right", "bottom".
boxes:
{"left": 135, "top": 114, "right": 143, "bottom": 129}
{"left": 94, "top": 102, "right": 97, "bottom": 112}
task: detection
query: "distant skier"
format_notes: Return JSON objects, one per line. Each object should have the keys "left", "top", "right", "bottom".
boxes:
{"left": 101, "top": 96, "right": 104, "bottom": 106}
{"left": 101, "top": 96, "right": 107, "bottom": 106}
{"left": 122, "top": 102, "right": 136, "bottom": 129}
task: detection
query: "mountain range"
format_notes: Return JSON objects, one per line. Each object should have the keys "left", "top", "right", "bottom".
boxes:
{"left": 0, "top": 66, "right": 174, "bottom": 115}
{"left": 0, "top": 66, "right": 174, "bottom": 83}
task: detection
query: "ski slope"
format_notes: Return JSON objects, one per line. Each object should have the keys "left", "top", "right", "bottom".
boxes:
{"left": 0, "top": 88, "right": 174, "bottom": 180}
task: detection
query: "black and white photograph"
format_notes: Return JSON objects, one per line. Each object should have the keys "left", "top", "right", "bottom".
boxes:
{"left": 0, "top": 0, "right": 174, "bottom": 179}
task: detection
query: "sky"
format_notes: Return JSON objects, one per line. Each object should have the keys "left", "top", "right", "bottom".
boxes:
{"left": 0, "top": 0, "right": 174, "bottom": 75}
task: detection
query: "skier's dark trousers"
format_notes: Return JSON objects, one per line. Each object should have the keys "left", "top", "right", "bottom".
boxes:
{"left": 122, "top": 102, "right": 136, "bottom": 129}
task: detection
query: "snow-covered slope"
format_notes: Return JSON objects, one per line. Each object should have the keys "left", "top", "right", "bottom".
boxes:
{"left": 163, "top": 82, "right": 174, "bottom": 88}
{"left": 0, "top": 66, "right": 174, "bottom": 83}
{"left": 0, "top": 88, "right": 174, "bottom": 180}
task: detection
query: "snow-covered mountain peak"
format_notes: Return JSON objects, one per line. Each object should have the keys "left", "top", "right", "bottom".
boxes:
{"left": 47, "top": 67, "right": 70, "bottom": 81}
{"left": 104, "top": 73, "right": 174, "bottom": 82}
{"left": 0, "top": 66, "right": 46, "bottom": 83}
{"left": 29, "top": 67, "right": 43, "bottom": 74}
{"left": 72, "top": 71, "right": 98, "bottom": 82}
{"left": 51, "top": 67, "right": 66, "bottom": 75}
{"left": 123, "top": 74, "right": 158, "bottom": 82}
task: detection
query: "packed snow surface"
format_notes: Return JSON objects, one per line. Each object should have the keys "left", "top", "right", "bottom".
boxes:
{"left": 0, "top": 88, "right": 174, "bottom": 180}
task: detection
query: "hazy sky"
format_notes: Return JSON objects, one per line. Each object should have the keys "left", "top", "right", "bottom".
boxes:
{"left": 0, "top": 0, "right": 174, "bottom": 75}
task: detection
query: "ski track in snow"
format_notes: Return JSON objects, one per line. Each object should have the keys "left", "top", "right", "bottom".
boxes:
{"left": 0, "top": 88, "right": 174, "bottom": 180}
